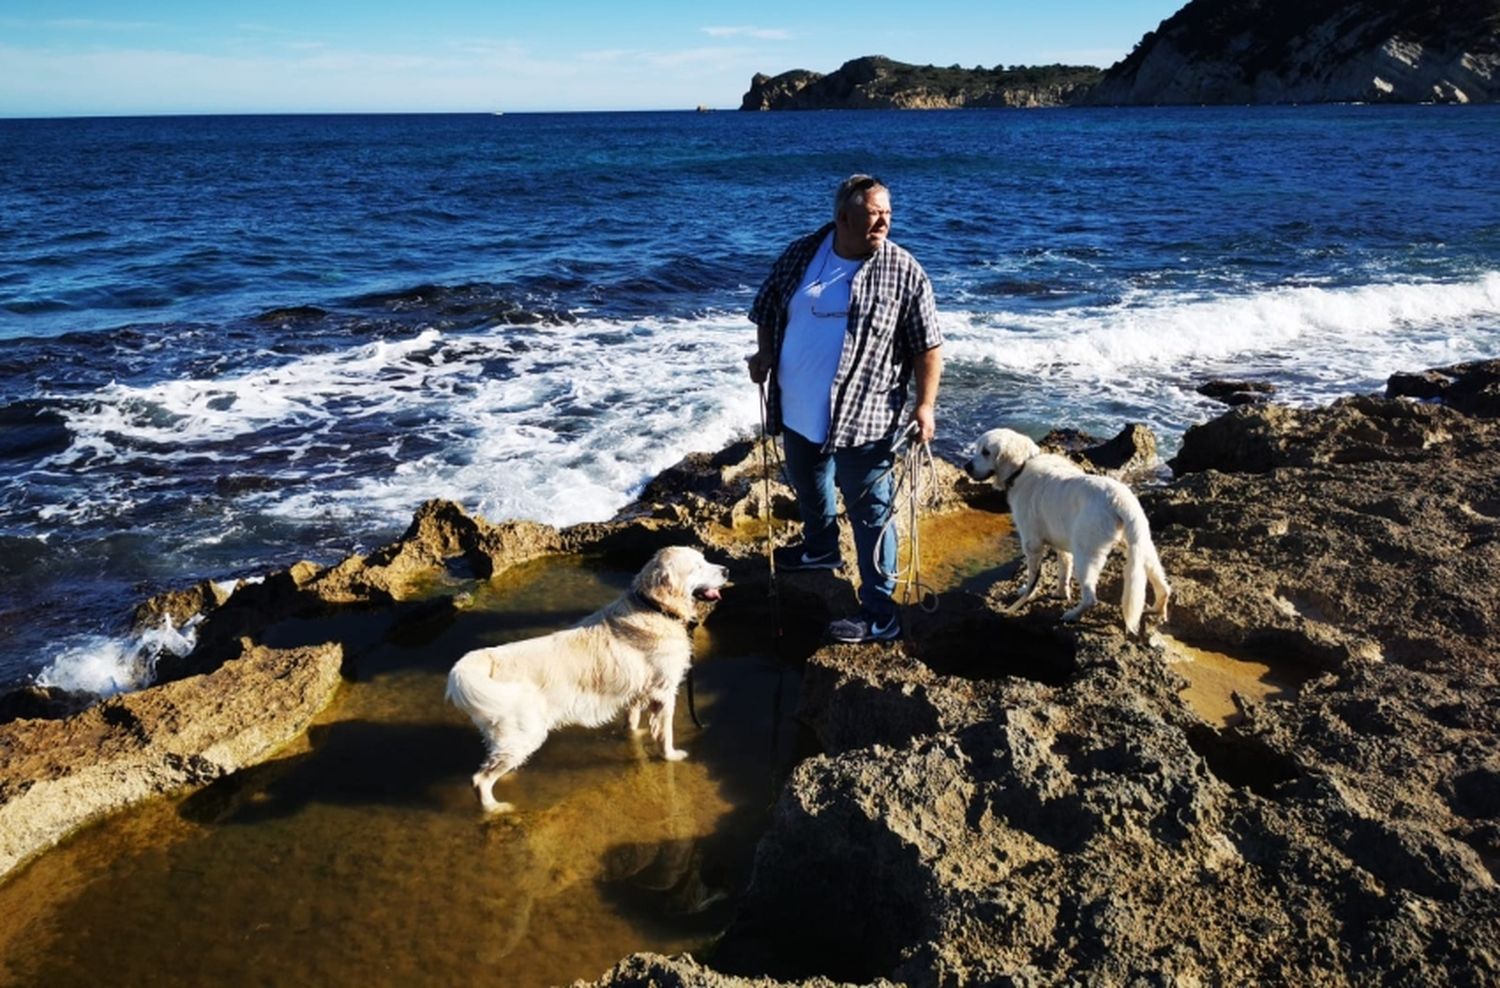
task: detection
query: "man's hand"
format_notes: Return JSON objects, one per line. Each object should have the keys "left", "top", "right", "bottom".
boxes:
{"left": 911, "top": 346, "right": 943, "bottom": 444}
{"left": 912, "top": 403, "right": 936, "bottom": 444}
{"left": 746, "top": 351, "right": 773, "bottom": 384}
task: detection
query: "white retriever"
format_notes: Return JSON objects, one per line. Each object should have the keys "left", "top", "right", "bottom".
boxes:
{"left": 446, "top": 546, "right": 728, "bottom": 813}
{"left": 964, "top": 428, "right": 1170, "bottom": 636}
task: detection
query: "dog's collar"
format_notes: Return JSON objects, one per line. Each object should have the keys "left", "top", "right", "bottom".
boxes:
{"left": 998, "top": 457, "right": 1032, "bottom": 492}
{"left": 631, "top": 589, "right": 697, "bottom": 626}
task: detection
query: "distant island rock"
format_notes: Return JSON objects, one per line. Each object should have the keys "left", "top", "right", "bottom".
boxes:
{"left": 739, "top": 55, "right": 1102, "bottom": 110}
{"left": 1088, "top": 0, "right": 1500, "bottom": 104}
{"left": 743, "top": 3, "right": 1500, "bottom": 110}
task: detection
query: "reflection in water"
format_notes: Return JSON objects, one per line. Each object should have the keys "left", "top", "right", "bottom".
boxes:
{"left": 909, "top": 508, "right": 1016, "bottom": 596}
{"left": 1163, "top": 633, "right": 1310, "bottom": 727}
{"left": 0, "top": 509, "right": 1035, "bottom": 986}
{"left": 0, "top": 556, "right": 798, "bottom": 988}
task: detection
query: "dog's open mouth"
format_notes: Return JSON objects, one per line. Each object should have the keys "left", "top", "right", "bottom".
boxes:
{"left": 694, "top": 586, "right": 724, "bottom": 602}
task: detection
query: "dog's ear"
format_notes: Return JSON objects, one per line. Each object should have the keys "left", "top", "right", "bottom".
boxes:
{"left": 636, "top": 547, "right": 689, "bottom": 607}
{"left": 998, "top": 430, "right": 1039, "bottom": 468}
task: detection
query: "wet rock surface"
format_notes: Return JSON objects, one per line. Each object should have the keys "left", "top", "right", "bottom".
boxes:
{"left": 0, "top": 642, "right": 343, "bottom": 878}
{"left": 1387, "top": 357, "right": 1500, "bottom": 418}
{"left": 4, "top": 363, "right": 1499, "bottom": 985}
{"left": 1197, "top": 378, "right": 1277, "bottom": 406}
{"left": 595, "top": 371, "right": 1500, "bottom": 984}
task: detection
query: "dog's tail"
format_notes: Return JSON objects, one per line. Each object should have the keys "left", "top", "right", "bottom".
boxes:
{"left": 447, "top": 651, "right": 524, "bottom": 728}
{"left": 1117, "top": 493, "right": 1167, "bottom": 638}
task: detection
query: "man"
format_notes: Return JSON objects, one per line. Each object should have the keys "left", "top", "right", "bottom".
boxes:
{"left": 747, "top": 174, "right": 944, "bottom": 643}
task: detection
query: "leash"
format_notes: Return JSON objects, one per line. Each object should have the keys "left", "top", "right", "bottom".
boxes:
{"left": 631, "top": 588, "right": 708, "bottom": 728}
{"left": 757, "top": 380, "right": 785, "bottom": 642}
{"left": 875, "top": 421, "right": 941, "bottom": 612}
{"left": 687, "top": 667, "right": 703, "bottom": 728}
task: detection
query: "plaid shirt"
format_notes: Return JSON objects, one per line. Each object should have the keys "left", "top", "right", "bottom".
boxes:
{"left": 750, "top": 222, "right": 942, "bottom": 450}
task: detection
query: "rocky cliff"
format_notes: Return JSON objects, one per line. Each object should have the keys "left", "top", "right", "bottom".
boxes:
{"left": 1089, "top": 0, "right": 1500, "bottom": 104}
{"left": 740, "top": 56, "right": 1101, "bottom": 110}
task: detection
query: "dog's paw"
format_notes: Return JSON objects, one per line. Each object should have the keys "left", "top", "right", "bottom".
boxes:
{"left": 662, "top": 748, "right": 688, "bottom": 762}
{"left": 481, "top": 800, "right": 516, "bottom": 814}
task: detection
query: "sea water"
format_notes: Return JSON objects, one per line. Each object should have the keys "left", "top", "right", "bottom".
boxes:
{"left": 2, "top": 106, "right": 1498, "bottom": 691}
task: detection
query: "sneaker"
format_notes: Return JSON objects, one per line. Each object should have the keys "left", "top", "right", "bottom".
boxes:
{"left": 828, "top": 611, "right": 901, "bottom": 644}
{"left": 773, "top": 544, "right": 844, "bottom": 572}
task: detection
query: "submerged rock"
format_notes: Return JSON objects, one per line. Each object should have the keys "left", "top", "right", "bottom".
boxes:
{"left": 1197, "top": 378, "right": 1277, "bottom": 406}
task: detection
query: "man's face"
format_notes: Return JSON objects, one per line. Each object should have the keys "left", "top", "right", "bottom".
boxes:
{"left": 836, "top": 187, "right": 891, "bottom": 257}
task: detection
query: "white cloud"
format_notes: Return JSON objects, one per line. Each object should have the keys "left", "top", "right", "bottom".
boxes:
{"left": 645, "top": 46, "right": 755, "bottom": 68}
{"left": 234, "top": 23, "right": 298, "bottom": 36}
{"left": 0, "top": 39, "right": 758, "bottom": 114}
{"left": 701, "top": 26, "right": 790, "bottom": 41}
{"left": 44, "top": 19, "right": 157, "bottom": 32}
{"left": 447, "top": 38, "right": 533, "bottom": 60}
{"left": 576, "top": 48, "right": 637, "bottom": 64}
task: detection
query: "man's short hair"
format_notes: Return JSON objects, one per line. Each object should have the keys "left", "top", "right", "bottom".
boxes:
{"left": 834, "top": 174, "right": 887, "bottom": 217}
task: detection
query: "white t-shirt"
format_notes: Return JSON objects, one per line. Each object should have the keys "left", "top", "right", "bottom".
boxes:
{"left": 778, "top": 233, "right": 863, "bottom": 444}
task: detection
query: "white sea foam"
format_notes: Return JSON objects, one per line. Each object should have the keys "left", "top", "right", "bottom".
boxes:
{"left": 266, "top": 315, "right": 764, "bottom": 528}
{"left": 947, "top": 272, "right": 1499, "bottom": 376}
{"left": 46, "top": 327, "right": 453, "bottom": 458}
{"left": 35, "top": 273, "right": 1500, "bottom": 537}
{"left": 941, "top": 271, "right": 1500, "bottom": 437}
{"left": 35, "top": 616, "right": 201, "bottom": 698}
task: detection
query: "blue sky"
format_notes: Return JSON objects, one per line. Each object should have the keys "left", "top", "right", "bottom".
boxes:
{"left": 0, "top": 2, "right": 1184, "bottom": 116}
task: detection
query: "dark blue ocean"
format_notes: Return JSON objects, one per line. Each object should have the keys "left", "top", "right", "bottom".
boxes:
{"left": 2, "top": 107, "right": 1498, "bottom": 692}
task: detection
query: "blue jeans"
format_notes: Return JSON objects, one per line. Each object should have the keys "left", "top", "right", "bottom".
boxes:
{"left": 781, "top": 427, "right": 897, "bottom": 621}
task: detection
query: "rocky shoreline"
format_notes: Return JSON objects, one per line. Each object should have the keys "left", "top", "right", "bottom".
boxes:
{"left": 3, "top": 361, "right": 1499, "bottom": 983}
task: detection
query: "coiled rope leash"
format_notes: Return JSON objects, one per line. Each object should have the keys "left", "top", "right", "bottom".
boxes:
{"left": 877, "top": 421, "right": 941, "bottom": 613}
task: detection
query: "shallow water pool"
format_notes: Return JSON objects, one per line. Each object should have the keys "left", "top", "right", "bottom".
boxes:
{"left": 1164, "top": 634, "right": 1311, "bottom": 727}
{"left": 0, "top": 556, "right": 801, "bottom": 987}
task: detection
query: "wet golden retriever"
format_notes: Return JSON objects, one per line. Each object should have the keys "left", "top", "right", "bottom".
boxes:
{"left": 446, "top": 546, "right": 728, "bottom": 813}
{"left": 965, "top": 428, "right": 1169, "bottom": 636}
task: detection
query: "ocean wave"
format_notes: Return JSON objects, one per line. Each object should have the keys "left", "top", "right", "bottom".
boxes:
{"left": 31, "top": 315, "right": 760, "bottom": 531}
{"left": 341, "top": 282, "right": 578, "bottom": 325}
{"left": 945, "top": 272, "right": 1500, "bottom": 381}
{"left": 262, "top": 315, "right": 764, "bottom": 528}
{"left": 18, "top": 273, "right": 1500, "bottom": 540}
{"left": 44, "top": 327, "right": 453, "bottom": 454}
{"left": 0, "top": 399, "right": 72, "bottom": 461}
{"left": 35, "top": 614, "right": 201, "bottom": 698}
